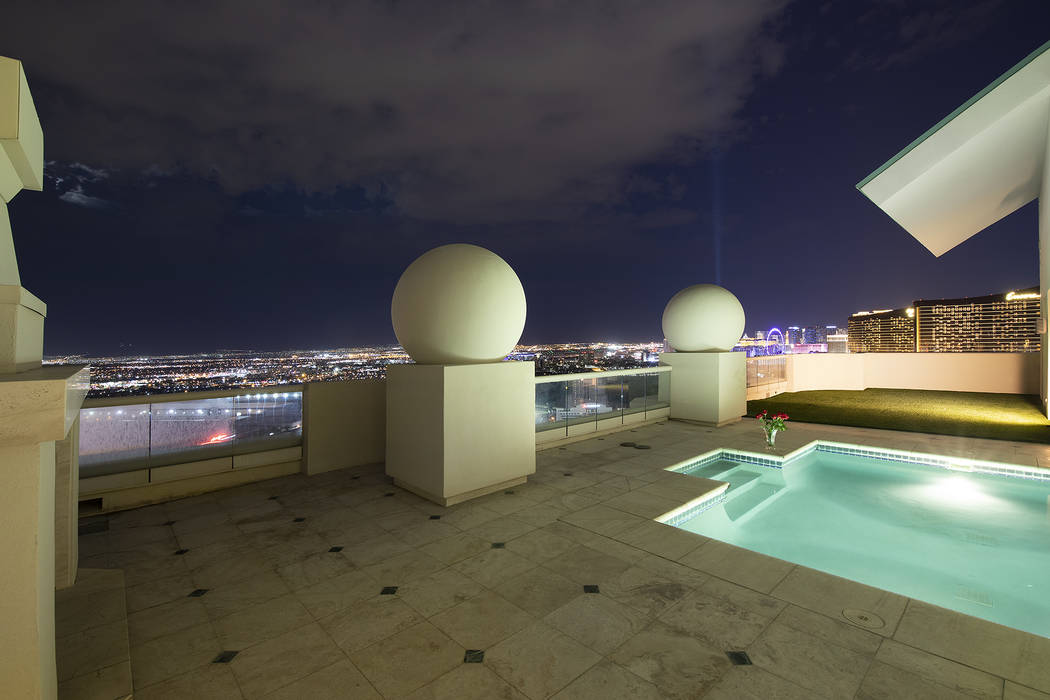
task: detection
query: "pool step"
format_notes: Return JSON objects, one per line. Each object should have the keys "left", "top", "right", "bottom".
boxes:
{"left": 724, "top": 482, "right": 783, "bottom": 521}
{"left": 684, "top": 459, "right": 742, "bottom": 480}
{"left": 720, "top": 469, "right": 763, "bottom": 490}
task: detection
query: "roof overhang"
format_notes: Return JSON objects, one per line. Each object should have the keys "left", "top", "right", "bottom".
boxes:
{"left": 857, "top": 40, "right": 1050, "bottom": 257}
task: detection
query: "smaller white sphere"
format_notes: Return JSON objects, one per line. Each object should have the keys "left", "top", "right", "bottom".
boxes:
{"left": 392, "top": 244, "right": 526, "bottom": 364}
{"left": 662, "top": 284, "right": 745, "bottom": 352}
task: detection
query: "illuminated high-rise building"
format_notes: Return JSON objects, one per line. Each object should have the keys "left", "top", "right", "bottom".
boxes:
{"left": 802, "top": 326, "right": 828, "bottom": 344}
{"left": 827, "top": 332, "right": 848, "bottom": 353}
{"left": 786, "top": 326, "right": 803, "bottom": 345}
{"left": 847, "top": 308, "right": 916, "bottom": 353}
{"left": 914, "top": 288, "right": 1039, "bottom": 352}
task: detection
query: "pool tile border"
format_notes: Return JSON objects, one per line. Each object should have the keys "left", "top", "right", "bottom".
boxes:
{"left": 665, "top": 440, "right": 1050, "bottom": 483}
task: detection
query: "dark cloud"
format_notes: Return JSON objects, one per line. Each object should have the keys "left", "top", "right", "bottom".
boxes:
{"left": 842, "top": 0, "right": 1006, "bottom": 72}
{"left": 3, "top": 1, "right": 787, "bottom": 223}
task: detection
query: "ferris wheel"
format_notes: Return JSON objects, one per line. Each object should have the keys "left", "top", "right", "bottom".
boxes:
{"left": 766, "top": 327, "right": 784, "bottom": 355}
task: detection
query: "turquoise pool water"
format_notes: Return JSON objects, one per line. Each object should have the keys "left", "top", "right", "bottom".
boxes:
{"left": 677, "top": 450, "right": 1050, "bottom": 638}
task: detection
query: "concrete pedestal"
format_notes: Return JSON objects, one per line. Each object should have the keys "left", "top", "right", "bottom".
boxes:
{"left": 0, "top": 364, "right": 88, "bottom": 700}
{"left": 659, "top": 351, "right": 745, "bottom": 426}
{"left": 386, "top": 361, "right": 535, "bottom": 505}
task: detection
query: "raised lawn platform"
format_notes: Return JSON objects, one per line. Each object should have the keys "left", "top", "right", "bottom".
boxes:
{"left": 748, "top": 388, "right": 1050, "bottom": 444}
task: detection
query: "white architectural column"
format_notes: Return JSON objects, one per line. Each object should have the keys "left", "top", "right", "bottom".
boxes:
{"left": 0, "top": 366, "right": 88, "bottom": 700}
{"left": 54, "top": 416, "right": 80, "bottom": 590}
{"left": 659, "top": 351, "right": 745, "bottom": 426}
{"left": 1040, "top": 113, "right": 1050, "bottom": 416}
{"left": 0, "top": 56, "right": 87, "bottom": 700}
{"left": 386, "top": 362, "right": 535, "bottom": 504}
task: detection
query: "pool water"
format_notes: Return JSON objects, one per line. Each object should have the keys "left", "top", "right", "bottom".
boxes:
{"left": 677, "top": 451, "right": 1050, "bottom": 638}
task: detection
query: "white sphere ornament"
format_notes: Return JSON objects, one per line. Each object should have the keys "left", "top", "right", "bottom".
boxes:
{"left": 661, "top": 284, "right": 745, "bottom": 352}
{"left": 391, "top": 244, "right": 527, "bottom": 364}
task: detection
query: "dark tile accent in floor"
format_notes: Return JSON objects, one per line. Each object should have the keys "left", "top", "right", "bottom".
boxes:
{"left": 491, "top": 542, "right": 506, "bottom": 549}
{"left": 429, "top": 515, "right": 441, "bottom": 520}
{"left": 213, "top": 651, "right": 239, "bottom": 664}
{"left": 329, "top": 546, "right": 344, "bottom": 553}
{"left": 726, "top": 651, "right": 752, "bottom": 666}
{"left": 380, "top": 586, "right": 399, "bottom": 595}
{"left": 293, "top": 517, "right": 306, "bottom": 522}
{"left": 77, "top": 516, "right": 109, "bottom": 536}
{"left": 583, "top": 585, "right": 600, "bottom": 594}
{"left": 619, "top": 442, "right": 636, "bottom": 447}
{"left": 464, "top": 650, "right": 485, "bottom": 663}
{"left": 563, "top": 472, "right": 573, "bottom": 476}
{"left": 174, "top": 549, "right": 189, "bottom": 555}
{"left": 188, "top": 589, "right": 209, "bottom": 597}
{"left": 634, "top": 444, "right": 651, "bottom": 450}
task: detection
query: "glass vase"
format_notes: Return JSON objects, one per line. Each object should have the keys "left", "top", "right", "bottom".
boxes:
{"left": 764, "top": 428, "right": 778, "bottom": 450}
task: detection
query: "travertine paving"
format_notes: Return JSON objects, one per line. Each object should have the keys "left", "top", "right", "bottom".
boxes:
{"left": 67, "top": 419, "right": 1050, "bottom": 699}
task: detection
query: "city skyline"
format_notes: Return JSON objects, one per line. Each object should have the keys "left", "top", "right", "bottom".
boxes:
{"left": 2, "top": 3, "right": 1048, "bottom": 355}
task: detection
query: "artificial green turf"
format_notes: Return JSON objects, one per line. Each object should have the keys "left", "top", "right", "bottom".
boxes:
{"left": 747, "top": 388, "right": 1050, "bottom": 444}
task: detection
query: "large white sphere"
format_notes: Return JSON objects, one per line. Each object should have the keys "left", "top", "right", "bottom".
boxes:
{"left": 661, "top": 284, "right": 745, "bottom": 352}
{"left": 392, "top": 244, "right": 526, "bottom": 364}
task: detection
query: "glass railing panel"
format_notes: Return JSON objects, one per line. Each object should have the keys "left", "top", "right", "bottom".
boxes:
{"left": 564, "top": 376, "right": 600, "bottom": 427}
{"left": 79, "top": 388, "right": 305, "bottom": 476}
{"left": 623, "top": 374, "right": 647, "bottom": 416}
{"left": 231, "top": 391, "right": 303, "bottom": 454}
{"left": 535, "top": 381, "right": 567, "bottom": 433}
{"left": 746, "top": 356, "right": 787, "bottom": 387}
{"left": 644, "top": 371, "right": 671, "bottom": 412}
{"left": 594, "top": 375, "right": 624, "bottom": 424}
{"left": 79, "top": 406, "right": 150, "bottom": 477}
{"left": 148, "top": 397, "right": 237, "bottom": 468}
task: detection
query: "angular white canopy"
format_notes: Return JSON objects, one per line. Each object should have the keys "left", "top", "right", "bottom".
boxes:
{"left": 857, "top": 40, "right": 1050, "bottom": 257}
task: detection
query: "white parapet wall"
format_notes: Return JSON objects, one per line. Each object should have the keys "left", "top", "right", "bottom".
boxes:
{"left": 303, "top": 379, "right": 386, "bottom": 474}
{"left": 783, "top": 352, "right": 1040, "bottom": 395}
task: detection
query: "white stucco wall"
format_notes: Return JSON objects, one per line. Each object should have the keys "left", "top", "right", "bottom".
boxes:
{"left": 785, "top": 352, "right": 1039, "bottom": 395}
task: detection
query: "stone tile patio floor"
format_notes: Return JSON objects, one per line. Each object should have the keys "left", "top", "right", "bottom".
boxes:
{"left": 64, "top": 419, "right": 1050, "bottom": 699}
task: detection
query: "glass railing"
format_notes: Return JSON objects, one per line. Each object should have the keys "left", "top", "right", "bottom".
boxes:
{"left": 79, "top": 389, "right": 303, "bottom": 479}
{"left": 534, "top": 367, "right": 671, "bottom": 438}
{"left": 746, "top": 355, "right": 787, "bottom": 388}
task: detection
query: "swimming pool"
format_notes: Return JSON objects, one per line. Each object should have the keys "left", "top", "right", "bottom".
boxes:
{"left": 673, "top": 443, "right": 1050, "bottom": 638}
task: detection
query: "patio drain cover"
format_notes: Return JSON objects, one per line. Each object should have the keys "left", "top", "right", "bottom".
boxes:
{"left": 464, "top": 650, "right": 485, "bottom": 663}
{"left": 583, "top": 585, "right": 600, "bottom": 594}
{"left": 725, "top": 651, "right": 752, "bottom": 665}
{"left": 491, "top": 542, "right": 506, "bottom": 549}
{"left": 328, "top": 546, "right": 344, "bottom": 553}
{"left": 380, "top": 586, "right": 399, "bottom": 595}
{"left": 213, "top": 651, "right": 239, "bottom": 663}
{"left": 634, "top": 444, "right": 651, "bottom": 450}
{"left": 174, "top": 549, "right": 189, "bottom": 555}
{"left": 430, "top": 515, "right": 441, "bottom": 520}
{"left": 842, "top": 608, "right": 885, "bottom": 630}
{"left": 188, "top": 589, "right": 209, "bottom": 597}
{"left": 619, "top": 442, "right": 636, "bottom": 447}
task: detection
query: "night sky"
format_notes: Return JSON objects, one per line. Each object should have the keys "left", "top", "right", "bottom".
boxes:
{"left": 2, "top": 1, "right": 1048, "bottom": 355}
